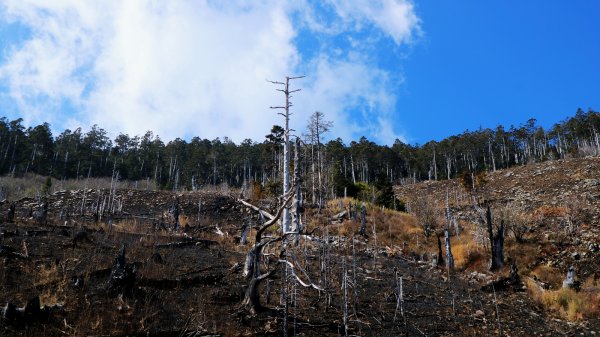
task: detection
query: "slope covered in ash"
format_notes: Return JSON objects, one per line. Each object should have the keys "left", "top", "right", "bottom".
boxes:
{"left": 0, "top": 180, "right": 597, "bottom": 335}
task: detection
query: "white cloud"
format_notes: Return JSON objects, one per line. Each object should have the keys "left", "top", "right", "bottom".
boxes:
{"left": 319, "top": 0, "right": 421, "bottom": 44}
{"left": 0, "top": 0, "right": 419, "bottom": 144}
{"left": 294, "top": 57, "right": 407, "bottom": 144}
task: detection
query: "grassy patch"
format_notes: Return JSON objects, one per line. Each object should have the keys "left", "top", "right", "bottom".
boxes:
{"left": 526, "top": 277, "right": 600, "bottom": 321}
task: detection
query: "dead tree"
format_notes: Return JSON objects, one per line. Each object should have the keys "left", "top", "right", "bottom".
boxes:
{"left": 444, "top": 192, "right": 454, "bottom": 272}
{"left": 486, "top": 206, "right": 504, "bottom": 271}
{"left": 436, "top": 235, "right": 444, "bottom": 267}
{"left": 269, "top": 75, "right": 304, "bottom": 233}
{"left": 291, "top": 138, "right": 303, "bottom": 245}
{"left": 444, "top": 227, "right": 454, "bottom": 272}
{"left": 238, "top": 187, "right": 321, "bottom": 315}
{"left": 239, "top": 189, "right": 295, "bottom": 314}
{"left": 171, "top": 197, "right": 180, "bottom": 230}
{"left": 305, "top": 111, "right": 333, "bottom": 205}
{"left": 358, "top": 203, "right": 367, "bottom": 236}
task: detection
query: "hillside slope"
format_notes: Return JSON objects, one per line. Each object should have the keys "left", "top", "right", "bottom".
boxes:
{"left": 395, "top": 157, "right": 600, "bottom": 323}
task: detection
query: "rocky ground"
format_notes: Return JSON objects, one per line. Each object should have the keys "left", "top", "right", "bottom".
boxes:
{"left": 395, "top": 157, "right": 600, "bottom": 281}
{"left": 1, "top": 158, "right": 599, "bottom": 336}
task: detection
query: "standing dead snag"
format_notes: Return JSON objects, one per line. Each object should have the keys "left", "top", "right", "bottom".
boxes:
{"left": 291, "top": 138, "right": 303, "bottom": 246}
{"left": 358, "top": 203, "right": 367, "bottom": 236}
{"left": 444, "top": 227, "right": 454, "bottom": 272}
{"left": 444, "top": 192, "right": 454, "bottom": 272}
{"left": 436, "top": 235, "right": 444, "bottom": 267}
{"left": 486, "top": 206, "right": 504, "bottom": 271}
{"left": 269, "top": 75, "right": 305, "bottom": 233}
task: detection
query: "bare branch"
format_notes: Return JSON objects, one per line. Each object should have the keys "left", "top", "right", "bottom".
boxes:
{"left": 237, "top": 199, "right": 274, "bottom": 220}
{"left": 278, "top": 259, "right": 324, "bottom": 291}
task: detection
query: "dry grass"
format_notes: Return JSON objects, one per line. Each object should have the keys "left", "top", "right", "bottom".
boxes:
{"left": 327, "top": 198, "right": 429, "bottom": 253}
{"left": 530, "top": 265, "right": 563, "bottom": 288}
{"left": 0, "top": 174, "right": 157, "bottom": 200}
{"left": 526, "top": 277, "right": 600, "bottom": 321}
{"left": 532, "top": 205, "right": 568, "bottom": 219}
{"left": 36, "top": 263, "right": 69, "bottom": 307}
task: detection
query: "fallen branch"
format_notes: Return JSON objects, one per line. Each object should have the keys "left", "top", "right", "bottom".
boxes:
{"left": 331, "top": 210, "right": 348, "bottom": 222}
{"left": 137, "top": 273, "right": 223, "bottom": 290}
{"left": 155, "top": 239, "right": 217, "bottom": 249}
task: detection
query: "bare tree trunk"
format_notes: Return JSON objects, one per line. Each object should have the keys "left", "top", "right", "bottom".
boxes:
{"left": 270, "top": 76, "right": 304, "bottom": 233}
{"left": 487, "top": 206, "right": 504, "bottom": 271}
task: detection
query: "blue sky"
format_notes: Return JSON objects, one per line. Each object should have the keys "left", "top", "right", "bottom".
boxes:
{"left": 400, "top": 1, "right": 600, "bottom": 143}
{"left": 0, "top": 1, "right": 598, "bottom": 145}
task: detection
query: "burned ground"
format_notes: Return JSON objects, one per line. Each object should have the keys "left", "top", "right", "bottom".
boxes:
{"left": 0, "top": 177, "right": 598, "bottom": 335}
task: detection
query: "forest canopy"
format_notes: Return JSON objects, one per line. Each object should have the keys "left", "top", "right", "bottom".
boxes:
{"left": 0, "top": 108, "right": 598, "bottom": 198}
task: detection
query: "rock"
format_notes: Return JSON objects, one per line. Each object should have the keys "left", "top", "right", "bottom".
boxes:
{"left": 474, "top": 310, "right": 485, "bottom": 318}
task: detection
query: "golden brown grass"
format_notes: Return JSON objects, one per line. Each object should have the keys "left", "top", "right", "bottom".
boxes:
{"left": 30, "top": 261, "right": 69, "bottom": 307}
{"left": 533, "top": 205, "right": 568, "bottom": 220}
{"left": 526, "top": 277, "right": 600, "bottom": 321}
{"left": 0, "top": 174, "right": 158, "bottom": 200}
{"left": 327, "top": 198, "right": 429, "bottom": 253}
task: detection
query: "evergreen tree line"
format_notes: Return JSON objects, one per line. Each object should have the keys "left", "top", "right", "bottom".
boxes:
{"left": 0, "top": 108, "right": 598, "bottom": 205}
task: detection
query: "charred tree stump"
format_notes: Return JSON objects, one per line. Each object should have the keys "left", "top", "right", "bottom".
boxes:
{"left": 1, "top": 296, "right": 59, "bottom": 327}
{"left": 240, "top": 223, "right": 248, "bottom": 245}
{"left": 32, "top": 201, "right": 48, "bottom": 225}
{"left": 108, "top": 244, "right": 136, "bottom": 297}
{"left": 358, "top": 204, "right": 367, "bottom": 236}
{"left": 508, "top": 262, "right": 520, "bottom": 285}
{"left": 437, "top": 235, "right": 445, "bottom": 267}
{"left": 7, "top": 202, "right": 15, "bottom": 222}
{"left": 562, "top": 266, "right": 580, "bottom": 290}
{"left": 486, "top": 206, "right": 504, "bottom": 271}
{"left": 172, "top": 197, "right": 180, "bottom": 230}
{"left": 241, "top": 270, "right": 275, "bottom": 315}
{"left": 444, "top": 227, "right": 454, "bottom": 271}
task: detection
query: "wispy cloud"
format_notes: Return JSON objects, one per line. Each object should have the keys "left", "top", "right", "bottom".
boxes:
{"left": 0, "top": 0, "right": 419, "bottom": 144}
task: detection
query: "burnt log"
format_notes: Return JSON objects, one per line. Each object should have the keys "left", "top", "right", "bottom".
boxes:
{"left": 1, "top": 296, "right": 61, "bottom": 327}
{"left": 482, "top": 262, "right": 522, "bottom": 292}
{"left": 0, "top": 245, "right": 27, "bottom": 260}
